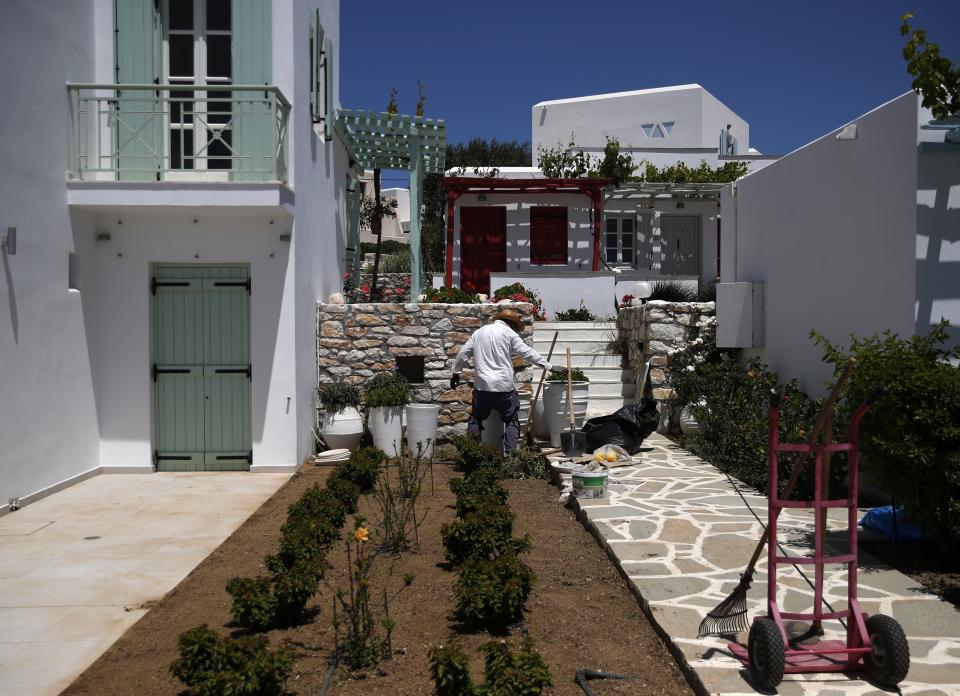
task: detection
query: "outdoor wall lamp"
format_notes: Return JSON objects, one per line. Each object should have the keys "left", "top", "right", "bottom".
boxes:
{"left": 676, "top": 201, "right": 685, "bottom": 209}
{"left": 478, "top": 193, "right": 487, "bottom": 201}
{"left": 1, "top": 227, "right": 16, "bottom": 255}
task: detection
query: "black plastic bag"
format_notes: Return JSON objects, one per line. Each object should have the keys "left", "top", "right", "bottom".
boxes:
{"left": 582, "top": 398, "right": 658, "bottom": 454}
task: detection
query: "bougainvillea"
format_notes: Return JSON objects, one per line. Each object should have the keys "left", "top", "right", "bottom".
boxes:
{"left": 492, "top": 283, "right": 546, "bottom": 320}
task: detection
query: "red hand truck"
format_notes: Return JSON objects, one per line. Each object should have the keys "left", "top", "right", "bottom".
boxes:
{"left": 729, "top": 387, "right": 910, "bottom": 689}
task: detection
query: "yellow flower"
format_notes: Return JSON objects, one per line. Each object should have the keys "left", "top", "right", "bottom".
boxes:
{"left": 354, "top": 527, "right": 369, "bottom": 543}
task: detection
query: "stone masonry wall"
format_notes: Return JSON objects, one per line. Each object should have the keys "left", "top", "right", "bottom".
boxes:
{"left": 317, "top": 302, "right": 535, "bottom": 439}
{"left": 617, "top": 300, "right": 716, "bottom": 404}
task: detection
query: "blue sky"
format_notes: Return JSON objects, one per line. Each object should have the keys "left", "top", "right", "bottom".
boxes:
{"left": 341, "top": 1, "right": 960, "bottom": 162}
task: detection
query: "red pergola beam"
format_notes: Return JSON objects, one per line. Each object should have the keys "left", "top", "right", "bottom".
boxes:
{"left": 443, "top": 177, "right": 612, "bottom": 281}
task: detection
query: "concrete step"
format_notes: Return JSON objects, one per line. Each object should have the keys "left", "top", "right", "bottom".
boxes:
{"left": 584, "top": 380, "right": 635, "bottom": 397}
{"left": 538, "top": 352, "right": 623, "bottom": 368}
{"left": 585, "top": 394, "right": 634, "bottom": 417}
{"left": 536, "top": 321, "right": 617, "bottom": 331}
{"left": 533, "top": 326, "right": 619, "bottom": 341}
{"left": 533, "top": 339, "right": 617, "bottom": 355}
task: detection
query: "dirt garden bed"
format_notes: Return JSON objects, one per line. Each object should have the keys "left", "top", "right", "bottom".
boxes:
{"left": 64, "top": 460, "right": 692, "bottom": 695}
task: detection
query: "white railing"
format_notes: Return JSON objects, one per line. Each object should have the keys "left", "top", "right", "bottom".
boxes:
{"left": 67, "top": 83, "right": 290, "bottom": 183}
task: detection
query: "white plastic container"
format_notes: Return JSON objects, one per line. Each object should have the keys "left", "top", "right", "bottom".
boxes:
{"left": 405, "top": 404, "right": 440, "bottom": 459}
{"left": 368, "top": 406, "right": 403, "bottom": 457}
{"left": 321, "top": 407, "right": 364, "bottom": 450}
{"left": 543, "top": 381, "right": 589, "bottom": 447}
{"left": 481, "top": 410, "right": 504, "bottom": 453}
{"left": 532, "top": 394, "right": 549, "bottom": 439}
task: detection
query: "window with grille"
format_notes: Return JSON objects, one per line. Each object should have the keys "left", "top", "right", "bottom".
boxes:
{"left": 529, "top": 207, "right": 567, "bottom": 265}
{"left": 604, "top": 216, "right": 635, "bottom": 267}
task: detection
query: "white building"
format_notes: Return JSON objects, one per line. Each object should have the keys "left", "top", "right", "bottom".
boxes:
{"left": 0, "top": 0, "right": 356, "bottom": 511}
{"left": 358, "top": 173, "right": 410, "bottom": 245}
{"left": 716, "top": 92, "right": 960, "bottom": 393}
{"left": 441, "top": 85, "right": 777, "bottom": 317}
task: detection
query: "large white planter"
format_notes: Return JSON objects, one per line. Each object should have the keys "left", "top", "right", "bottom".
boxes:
{"left": 543, "top": 381, "right": 589, "bottom": 447}
{"left": 321, "top": 406, "right": 364, "bottom": 450}
{"left": 680, "top": 401, "right": 705, "bottom": 436}
{"left": 481, "top": 410, "right": 504, "bottom": 453}
{"left": 405, "top": 404, "right": 440, "bottom": 459}
{"left": 532, "top": 394, "right": 549, "bottom": 439}
{"left": 368, "top": 406, "right": 404, "bottom": 457}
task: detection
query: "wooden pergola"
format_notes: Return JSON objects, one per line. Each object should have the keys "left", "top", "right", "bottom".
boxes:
{"left": 335, "top": 109, "right": 447, "bottom": 297}
{"left": 442, "top": 177, "right": 612, "bottom": 287}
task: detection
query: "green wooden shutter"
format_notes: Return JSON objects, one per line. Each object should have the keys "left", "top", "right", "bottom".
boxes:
{"left": 232, "top": 0, "right": 273, "bottom": 181}
{"left": 310, "top": 9, "right": 324, "bottom": 122}
{"left": 323, "top": 36, "right": 334, "bottom": 140}
{"left": 114, "top": 0, "right": 162, "bottom": 181}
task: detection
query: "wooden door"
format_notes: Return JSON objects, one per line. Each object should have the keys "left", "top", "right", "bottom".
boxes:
{"left": 660, "top": 215, "right": 701, "bottom": 277}
{"left": 153, "top": 265, "right": 251, "bottom": 471}
{"left": 460, "top": 206, "right": 507, "bottom": 294}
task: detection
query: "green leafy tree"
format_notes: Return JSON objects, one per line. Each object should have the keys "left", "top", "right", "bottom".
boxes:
{"left": 901, "top": 14, "right": 960, "bottom": 120}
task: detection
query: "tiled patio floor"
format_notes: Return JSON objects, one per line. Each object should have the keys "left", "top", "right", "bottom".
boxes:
{"left": 0, "top": 472, "right": 289, "bottom": 696}
{"left": 553, "top": 434, "right": 960, "bottom": 695}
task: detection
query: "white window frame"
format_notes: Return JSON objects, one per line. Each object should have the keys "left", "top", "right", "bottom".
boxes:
{"left": 604, "top": 215, "right": 636, "bottom": 268}
{"left": 163, "top": 0, "right": 233, "bottom": 176}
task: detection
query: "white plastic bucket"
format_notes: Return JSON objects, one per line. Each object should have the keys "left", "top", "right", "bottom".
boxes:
{"left": 532, "top": 394, "right": 549, "bottom": 439}
{"left": 481, "top": 410, "right": 504, "bottom": 453}
{"left": 572, "top": 469, "right": 609, "bottom": 499}
{"left": 368, "top": 406, "right": 403, "bottom": 457}
{"left": 543, "top": 382, "right": 590, "bottom": 448}
{"left": 405, "top": 404, "right": 440, "bottom": 459}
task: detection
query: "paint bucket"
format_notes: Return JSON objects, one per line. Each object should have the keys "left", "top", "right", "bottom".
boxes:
{"left": 405, "top": 404, "right": 440, "bottom": 459}
{"left": 572, "top": 469, "right": 609, "bottom": 499}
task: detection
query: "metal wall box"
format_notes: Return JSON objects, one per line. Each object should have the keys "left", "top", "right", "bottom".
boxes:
{"left": 716, "top": 282, "right": 764, "bottom": 348}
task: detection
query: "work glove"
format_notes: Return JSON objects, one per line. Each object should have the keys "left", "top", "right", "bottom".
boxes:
{"left": 549, "top": 366, "right": 569, "bottom": 376}
{"left": 450, "top": 373, "right": 460, "bottom": 389}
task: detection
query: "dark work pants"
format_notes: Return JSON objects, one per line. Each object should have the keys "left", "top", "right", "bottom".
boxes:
{"left": 467, "top": 389, "right": 521, "bottom": 454}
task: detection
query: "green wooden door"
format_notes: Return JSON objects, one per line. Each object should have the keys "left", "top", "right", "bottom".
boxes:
{"left": 153, "top": 266, "right": 251, "bottom": 471}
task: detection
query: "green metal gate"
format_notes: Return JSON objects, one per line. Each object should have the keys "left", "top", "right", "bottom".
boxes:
{"left": 152, "top": 265, "right": 252, "bottom": 471}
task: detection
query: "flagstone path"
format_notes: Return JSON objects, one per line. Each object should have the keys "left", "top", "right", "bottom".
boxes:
{"left": 551, "top": 433, "right": 960, "bottom": 695}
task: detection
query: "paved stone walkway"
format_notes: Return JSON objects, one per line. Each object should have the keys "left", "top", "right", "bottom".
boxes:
{"left": 553, "top": 434, "right": 960, "bottom": 695}
{"left": 0, "top": 472, "right": 289, "bottom": 696}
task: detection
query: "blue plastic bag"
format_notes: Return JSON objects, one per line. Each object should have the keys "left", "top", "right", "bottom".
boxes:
{"left": 859, "top": 505, "right": 925, "bottom": 543}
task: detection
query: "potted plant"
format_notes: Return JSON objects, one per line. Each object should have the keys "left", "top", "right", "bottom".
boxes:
{"left": 543, "top": 368, "right": 590, "bottom": 447}
{"left": 364, "top": 372, "right": 410, "bottom": 456}
{"left": 318, "top": 383, "right": 363, "bottom": 450}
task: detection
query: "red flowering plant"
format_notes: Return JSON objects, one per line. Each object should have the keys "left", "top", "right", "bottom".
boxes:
{"left": 619, "top": 294, "right": 636, "bottom": 309}
{"left": 492, "top": 283, "right": 546, "bottom": 320}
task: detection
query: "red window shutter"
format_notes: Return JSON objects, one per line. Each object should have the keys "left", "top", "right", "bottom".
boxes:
{"left": 529, "top": 207, "right": 567, "bottom": 264}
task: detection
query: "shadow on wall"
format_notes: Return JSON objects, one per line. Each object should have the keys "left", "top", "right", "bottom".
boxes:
{"left": 916, "top": 149, "right": 960, "bottom": 352}
{"left": 2, "top": 246, "right": 16, "bottom": 343}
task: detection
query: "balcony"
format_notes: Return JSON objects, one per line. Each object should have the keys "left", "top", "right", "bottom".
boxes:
{"left": 67, "top": 83, "right": 290, "bottom": 184}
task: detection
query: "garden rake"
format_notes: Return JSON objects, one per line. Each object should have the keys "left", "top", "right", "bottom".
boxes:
{"left": 697, "top": 358, "right": 857, "bottom": 637}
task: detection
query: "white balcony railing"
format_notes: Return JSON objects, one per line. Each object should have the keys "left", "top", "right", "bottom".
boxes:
{"left": 67, "top": 83, "right": 290, "bottom": 184}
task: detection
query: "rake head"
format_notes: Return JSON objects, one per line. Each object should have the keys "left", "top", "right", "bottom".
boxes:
{"left": 697, "top": 569, "right": 754, "bottom": 637}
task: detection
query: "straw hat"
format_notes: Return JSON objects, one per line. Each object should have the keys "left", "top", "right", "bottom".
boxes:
{"left": 492, "top": 308, "right": 524, "bottom": 332}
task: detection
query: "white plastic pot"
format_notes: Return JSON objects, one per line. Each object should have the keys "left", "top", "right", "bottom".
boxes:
{"left": 481, "top": 410, "right": 504, "bottom": 453}
{"left": 680, "top": 401, "right": 705, "bottom": 436}
{"left": 368, "top": 406, "right": 403, "bottom": 457}
{"left": 543, "top": 381, "right": 590, "bottom": 447}
{"left": 321, "top": 406, "right": 364, "bottom": 450}
{"left": 405, "top": 404, "right": 440, "bottom": 459}
{"left": 532, "top": 394, "right": 549, "bottom": 439}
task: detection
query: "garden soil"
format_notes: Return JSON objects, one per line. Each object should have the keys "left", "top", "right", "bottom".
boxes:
{"left": 64, "top": 462, "right": 692, "bottom": 696}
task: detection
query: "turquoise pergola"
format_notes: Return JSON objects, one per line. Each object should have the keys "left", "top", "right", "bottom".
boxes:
{"left": 335, "top": 109, "right": 447, "bottom": 298}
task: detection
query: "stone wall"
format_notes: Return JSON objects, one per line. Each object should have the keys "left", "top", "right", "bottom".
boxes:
{"left": 317, "top": 302, "right": 535, "bottom": 439}
{"left": 617, "top": 300, "right": 716, "bottom": 404}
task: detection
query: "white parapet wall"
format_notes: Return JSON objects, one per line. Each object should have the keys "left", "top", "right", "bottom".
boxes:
{"left": 490, "top": 272, "right": 617, "bottom": 319}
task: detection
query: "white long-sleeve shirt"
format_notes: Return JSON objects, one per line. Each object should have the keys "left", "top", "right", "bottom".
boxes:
{"left": 453, "top": 320, "right": 552, "bottom": 392}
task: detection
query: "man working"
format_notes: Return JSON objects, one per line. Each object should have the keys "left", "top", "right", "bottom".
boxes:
{"left": 451, "top": 308, "right": 566, "bottom": 454}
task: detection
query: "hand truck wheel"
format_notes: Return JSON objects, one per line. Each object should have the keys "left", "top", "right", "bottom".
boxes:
{"left": 864, "top": 614, "right": 910, "bottom": 686}
{"left": 748, "top": 618, "right": 785, "bottom": 690}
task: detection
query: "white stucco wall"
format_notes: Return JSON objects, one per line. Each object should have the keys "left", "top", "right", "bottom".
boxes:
{"left": 490, "top": 272, "right": 617, "bottom": 319}
{"left": 0, "top": 0, "right": 103, "bottom": 508}
{"left": 719, "top": 92, "right": 919, "bottom": 394}
{"left": 916, "top": 106, "right": 960, "bottom": 353}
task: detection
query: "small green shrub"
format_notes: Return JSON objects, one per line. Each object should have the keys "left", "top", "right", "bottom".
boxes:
{"left": 814, "top": 320, "right": 960, "bottom": 549}
{"left": 555, "top": 301, "right": 595, "bottom": 321}
{"left": 500, "top": 447, "right": 551, "bottom": 480}
{"left": 421, "top": 286, "right": 481, "bottom": 304}
{"left": 451, "top": 434, "right": 503, "bottom": 473}
{"left": 364, "top": 372, "right": 411, "bottom": 408}
{"left": 430, "top": 643, "right": 476, "bottom": 696}
{"left": 649, "top": 280, "right": 696, "bottom": 302}
{"left": 380, "top": 248, "right": 411, "bottom": 274}
{"left": 360, "top": 239, "right": 406, "bottom": 255}
{"left": 326, "top": 476, "right": 360, "bottom": 515}
{"left": 442, "top": 500, "right": 530, "bottom": 566}
{"left": 429, "top": 640, "right": 553, "bottom": 696}
{"left": 455, "top": 555, "right": 535, "bottom": 628}
{"left": 271, "top": 561, "right": 321, "bottom": 625}
{"left": 332, "top": 447, "right": 384, "bottom": 492}
{"left": 170, "top": 625, "right": 295, "bottom": 696}
{"left": 545, "top": 367, "right": 588, "bottom": 382}
{"left": 481, "top": 639, "right": 553, "bottom": 696}
{"left": 696, "top": 280, "right": 717, "bottom": 302}
{"left": 318, "top": 383, "right": 360, "bottom": 412}
{"left": 225, "top": 577, "right": 277, "bottom": 632}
